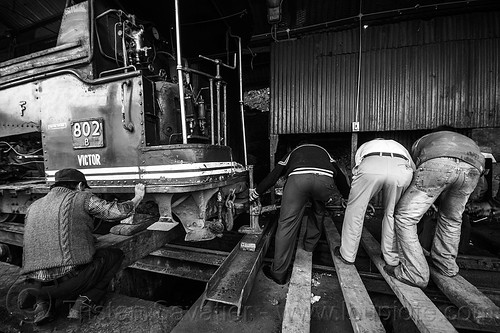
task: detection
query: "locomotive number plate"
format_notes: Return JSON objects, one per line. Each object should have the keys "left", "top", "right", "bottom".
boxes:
{"left": 71, "top": 118, "right": 104, "bottom": 149}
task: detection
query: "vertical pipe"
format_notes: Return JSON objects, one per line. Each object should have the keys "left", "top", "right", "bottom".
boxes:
{"left": 210, "top": 78, "right": 215, "bottom": 145}
{"left": 355, "top": 15, "right": 362, "bottom": 125}
{"left": 235, "top": 36, "right": 248, "bottom": 166}
{"left": 223, "top": 84, "right": 227, "bottom": 145}
{"left": 121, "top": 22, "right": 128, "bottom": 68}
{"left": 352, "top": 10, "right": 363, "bottom": 169}
{"left": 174, "top": 0, "right": 188, "bottom": 144}
{"left": 216, "top": 73, "right": 221, "bottom": 145}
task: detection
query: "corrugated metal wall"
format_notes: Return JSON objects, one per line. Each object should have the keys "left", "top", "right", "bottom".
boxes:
{"left": 270, "top": 11, "right": 500, "bottom": 135}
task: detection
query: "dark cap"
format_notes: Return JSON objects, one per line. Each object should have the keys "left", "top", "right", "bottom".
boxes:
{"left": 55, "top": 168, "right": 91, "bottom": 189}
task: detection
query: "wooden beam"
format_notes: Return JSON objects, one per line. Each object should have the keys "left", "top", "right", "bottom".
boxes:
{"left": 430, "top": 267, "right": 500, "bottom": 326}
{"left": 282, "top": 217, "right": 312, "bottom": 333}
{"left": 360, "top": 228, "right": 458, "bottom": 333}
{"left": 96, "top": 225, "right": 183, "bottom": 269}
{"left": 323, "top": 217, "right": 385, "bottom": 333}
{"left": 0, "top": 218, "right": 182, "bottom": 269}
{"left": 0, "top": 222, "right": 23, "bottom": 247}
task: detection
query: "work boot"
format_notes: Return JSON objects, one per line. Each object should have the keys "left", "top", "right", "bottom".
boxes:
{"left": 383, "top": 265, "right": 422, "bottom": 288}
{"left": 262, "top": 264, "right": 288, "bottom": 285}
{"left": 33, "top": 301, "right": 54, "bottom": 325}
{"left": 333, "top": 246, "right": 354, "bottom": 265}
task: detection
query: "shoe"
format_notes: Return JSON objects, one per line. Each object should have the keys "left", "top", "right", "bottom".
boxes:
{"left": 33, "top": 301, "right": 54, "bottom": 325}
{"left": 333, "top": 246, "right": 354, "bottom": 265}
{"left": 383, "top": 264, "right": 397, "bottom": 278}
{"left": 262, "top": 265, "right": 287, "bottom": 285}
{"left": 67, "top": 295, "right": 99, "bottom": 320}
{"left": 383, "top": 265, "right": 421, "bottom": 288}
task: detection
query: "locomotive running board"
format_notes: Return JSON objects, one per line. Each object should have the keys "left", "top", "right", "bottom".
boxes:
{"left": 200, "top": 220, "right": 275, "bottom": 316}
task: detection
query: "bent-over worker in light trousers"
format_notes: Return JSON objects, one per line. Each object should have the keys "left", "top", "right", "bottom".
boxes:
{"left": 337, "top": 139, "right": 415, "bottom": 266}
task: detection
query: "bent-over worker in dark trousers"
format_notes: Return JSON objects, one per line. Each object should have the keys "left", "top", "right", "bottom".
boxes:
{"left": 249, "top": 144, "right": 350, "bottom": 284}
{"left": 21, "top": 168, "right": 145, "bottom": 324}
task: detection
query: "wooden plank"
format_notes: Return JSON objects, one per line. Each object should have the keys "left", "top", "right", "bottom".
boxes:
{"left": 312, "top": 263, "right": 500, "bottom": 307}
{"left": 109, "top": 214, "right": 161, "bottom": 235}
{"left": 0, "top": 222, "right": 24, "bottom": 247}
{"left": 360, "top": 228, "right": 458, "bottom": 333}
{"left": 96, "top": 225, "right": 183, "bottom": 269}
{"left": 282, "top": 217, "right": 312, "bottom": 333}
{"left": 430, "top": 267, "right": 500, "bottom": 326}
{"left": 323, "top": 217, "right": 385, "bottom": 333}
{"left": 0, "top": 219, "right": 181, "bottom": 264}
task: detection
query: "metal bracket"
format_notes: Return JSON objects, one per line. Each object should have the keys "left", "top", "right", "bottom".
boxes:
{"left": 238, "top": 200, "right": 263, "bottom": 235}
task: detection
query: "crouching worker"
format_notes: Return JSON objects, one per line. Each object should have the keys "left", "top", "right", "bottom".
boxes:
{"left": 21, "top": 168, "right": 145, "bottom": 324}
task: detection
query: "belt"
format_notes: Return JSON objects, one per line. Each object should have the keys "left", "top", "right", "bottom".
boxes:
{"left": 40, "top": 269, "right": 80, "bottom": 286}
{"left": 363, "top": 152, "right": 408, "bottom": 161}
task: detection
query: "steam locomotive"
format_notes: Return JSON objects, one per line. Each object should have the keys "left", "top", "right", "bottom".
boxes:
{"left": 0, "top": 0, "right": 251, "bottom": 242}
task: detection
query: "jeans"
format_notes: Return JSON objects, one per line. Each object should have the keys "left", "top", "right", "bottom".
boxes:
{"left": 340, "top": 155, "right": 413, "bottom": 265}
{"left": 394, "top": 157, "right": 481, "bottom": 287}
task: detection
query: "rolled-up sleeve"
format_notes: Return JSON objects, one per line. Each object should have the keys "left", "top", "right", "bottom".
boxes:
{"left": 87, "top": 195, "right": 135, "bottom": 221}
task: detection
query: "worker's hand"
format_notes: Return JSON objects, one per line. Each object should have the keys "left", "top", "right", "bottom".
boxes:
{"left": 134, "top": 183, "right": 146, "bottom": 199}
{"left": 249, "top": 188, "right": 260, "bottom": 202}
{"left": 341, "top": 198, "right": 348, "bottom": 208}
{"left": 131, "top": 183, "right": 146, "bottom": 208}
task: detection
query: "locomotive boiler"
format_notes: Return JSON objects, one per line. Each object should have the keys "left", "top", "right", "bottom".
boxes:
{"left": 0, "top": 0, "right": 252, "bottom": 242}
